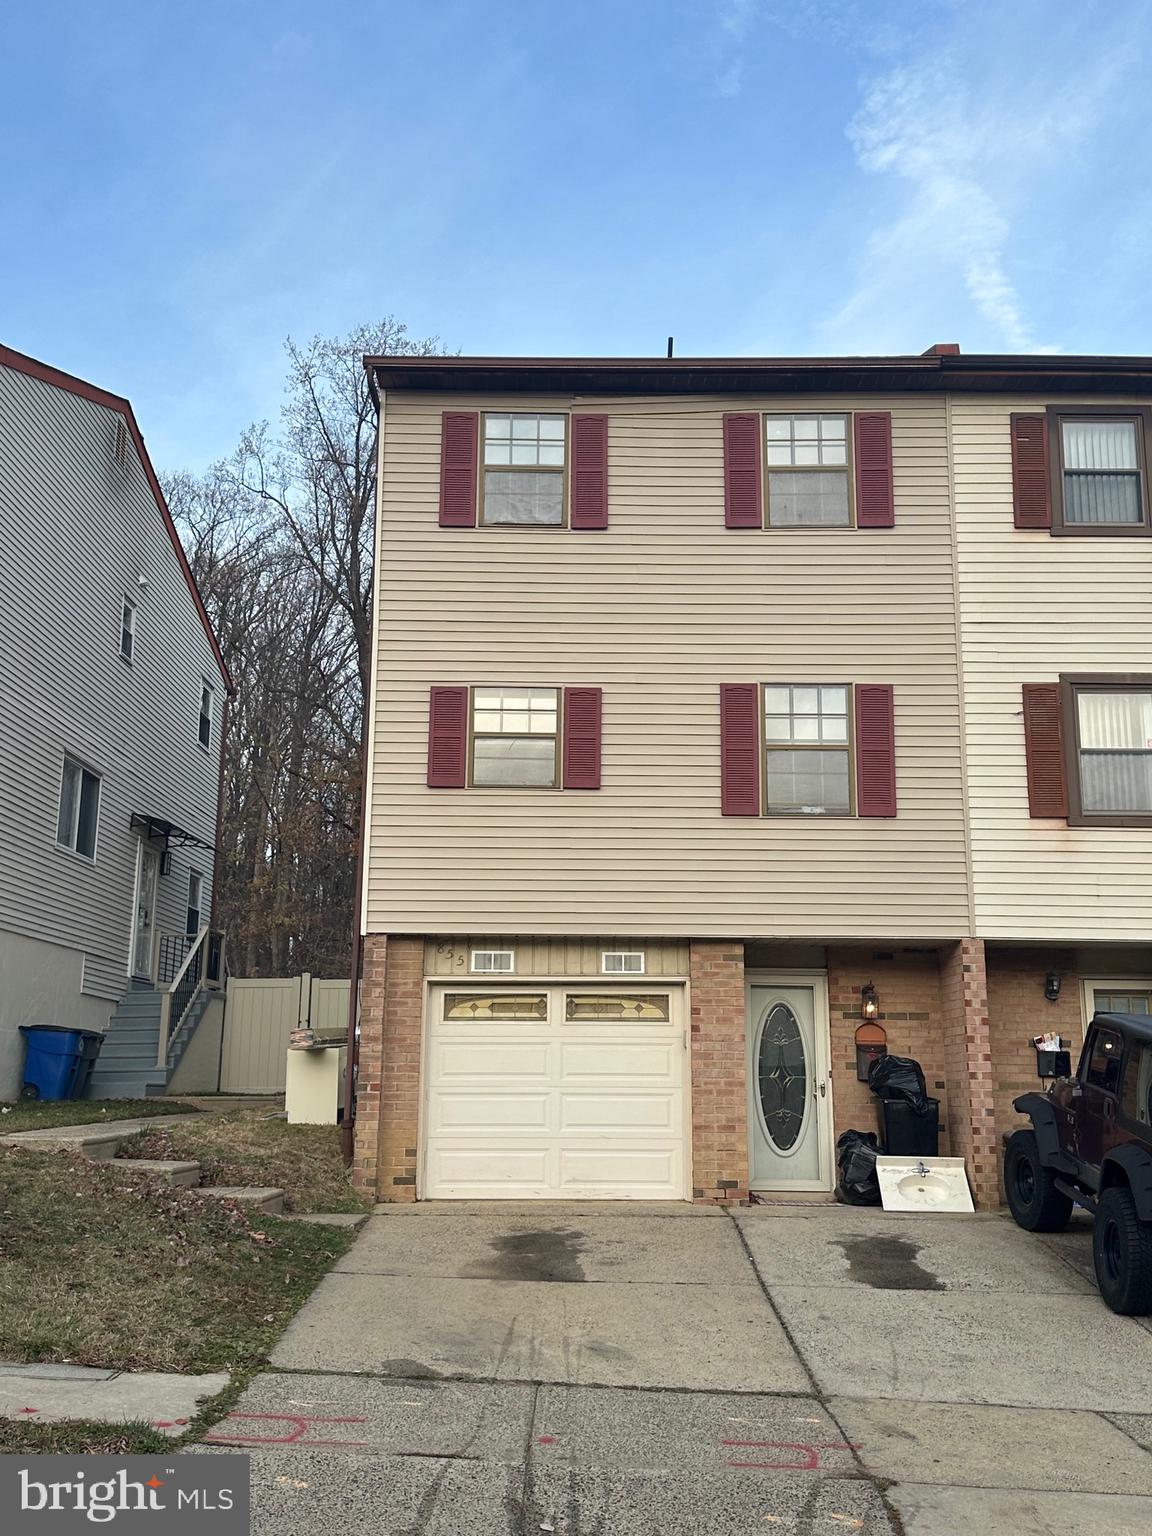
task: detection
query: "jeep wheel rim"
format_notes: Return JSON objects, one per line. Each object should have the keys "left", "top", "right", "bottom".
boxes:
{"left": 1016, "top": 1159, "right": 1036, "bottom": 1205}
{"left": 1102, "top": 1221, "right": 1122, "bottom": 1283}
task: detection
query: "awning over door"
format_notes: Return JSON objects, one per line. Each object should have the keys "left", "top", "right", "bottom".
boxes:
{"left": 129, "top": 812, "right": 215, "bottom": 853}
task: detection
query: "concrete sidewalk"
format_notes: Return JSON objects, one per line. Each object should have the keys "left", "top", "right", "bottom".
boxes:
{"left": 0, "top": 1362, "right": 228, "bottom": 1437}
{"left": 202, "top": 1202, "right": 1152, "bottom": 1535}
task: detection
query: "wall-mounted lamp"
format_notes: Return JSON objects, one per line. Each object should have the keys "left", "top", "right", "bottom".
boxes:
{"left": 1044, "top": 972, "right": 1062, "bottom": 1003}
{"left": 861, "top": 982, "right": 880, "bottom": 1021}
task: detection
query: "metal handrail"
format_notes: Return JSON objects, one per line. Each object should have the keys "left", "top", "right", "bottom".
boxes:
{"left": 157, "top": 924, "right": 209, "bottom": 1068}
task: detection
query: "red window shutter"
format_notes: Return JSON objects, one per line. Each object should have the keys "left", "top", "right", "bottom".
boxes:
{"left": 1011, "top": 414, "right": 1051, "bottom": 529}
{"left": 853, "top": 412, "right": 894, "bottom": 527}
{"left": 720, "top": 684, "right": 761, "bottom": 815}
{"left": 1022, "top": 683, "right": 1067, "bottom": 817}
{"left": 723, "top": 413, "right": 762, "bottom": 528}
{"left": 570, "top": 415, "right": 609, "bottom": 529}
{"left": 854, "top": 684, "right": 897, "bottom": 817}
{"left": 439, "top": 412, "right": 478, "bottom": 527}
{"left": 563, "top": 687, "right": 602, "bottom": 788}
{"left": 427, "top": 686, "right": 469, "bottom": 787}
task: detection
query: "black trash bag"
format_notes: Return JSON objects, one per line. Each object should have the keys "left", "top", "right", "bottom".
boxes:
{"left": 835, "top": 1129, "right": 882, "bottom": 1206}
{"left": 867, "top": 1052, "right": 930, "bottom": 1114}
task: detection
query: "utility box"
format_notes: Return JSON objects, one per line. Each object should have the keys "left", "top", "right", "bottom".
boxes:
{"left": 285, "top": 1044, "right": 346, "bottom": 1124}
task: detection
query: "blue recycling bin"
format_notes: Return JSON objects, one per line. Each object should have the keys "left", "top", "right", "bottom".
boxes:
{"left": 18, "top": 1025, "right": 103, "bottom": 1101}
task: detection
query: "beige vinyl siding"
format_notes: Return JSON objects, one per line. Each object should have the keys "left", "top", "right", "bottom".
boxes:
{"left": 366, "top": 392, "right": 969, "bottom": 940}
{"left": 953, "top": 396, "right": 1152, "bottom": 940}
{"left": 424, "top": 937, "right": 690, "bottom": 977}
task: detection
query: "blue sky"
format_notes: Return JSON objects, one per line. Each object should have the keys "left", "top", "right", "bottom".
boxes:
{"left": 3, "top": 0, "right": 1151, "bottom": 470}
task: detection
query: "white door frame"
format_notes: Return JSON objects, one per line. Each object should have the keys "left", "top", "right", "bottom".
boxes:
{"left": 128, "top": 840, "right": 162, "bottom": 980}
{"left": 418, "top": 979, "right": 691, "bottom": 1201}
{"left": 745, "top": 969, "right": 834, "bottom": 1193}
{"left": 1082, "top": 977, "right": 1152, "bottom": 1031}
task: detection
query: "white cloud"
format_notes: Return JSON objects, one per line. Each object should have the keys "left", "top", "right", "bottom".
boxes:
{"left": 830, "top": 26, "right": 1137, "bottom": 353}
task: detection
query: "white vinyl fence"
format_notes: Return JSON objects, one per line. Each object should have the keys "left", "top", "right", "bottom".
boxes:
{"left": 219, "top": 973, "right": 350, "bottom": 1094}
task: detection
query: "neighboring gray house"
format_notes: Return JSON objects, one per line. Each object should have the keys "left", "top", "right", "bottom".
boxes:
{"left": 0, "top": 343, "right": 233, "bottom": 1100}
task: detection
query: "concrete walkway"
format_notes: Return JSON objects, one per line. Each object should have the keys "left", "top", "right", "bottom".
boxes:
{"left": 202, "top": 1202, "right": 1152, "bottom": 1535}
{"left": 0, "top": 1363, "right": 229, "bottom": 1437}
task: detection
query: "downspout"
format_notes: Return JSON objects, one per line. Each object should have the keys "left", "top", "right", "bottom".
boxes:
{"left": 342, "top": 371, "right": 385, "bottom": 1163}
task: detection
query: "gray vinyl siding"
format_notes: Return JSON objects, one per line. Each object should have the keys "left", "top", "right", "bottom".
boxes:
{"left": 0, "top": 362, "right": 222, "bottom": 1004}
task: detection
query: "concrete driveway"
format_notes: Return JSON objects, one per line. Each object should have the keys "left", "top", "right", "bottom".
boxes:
{"left": 206, "top": 1202, "right": 1152, "bottom": 1535}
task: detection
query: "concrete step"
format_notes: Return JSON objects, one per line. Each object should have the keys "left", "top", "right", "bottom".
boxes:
{"left": 113, "top": 1157, "right": 201, "bottom": 1188}
{"left": 0, "top": 1115, "right": 199, "bottom": 1161}
{"left": 200, "top": 1186, "right": 285, "bottom": 1215}
{"left": 96, "top": 1044, "right": 162, "bottom": 1062}
{"left": 85, "top": 1076, "right": 169, "bottom": 1099}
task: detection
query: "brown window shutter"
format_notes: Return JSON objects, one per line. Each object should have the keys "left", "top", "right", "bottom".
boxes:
{"left": 853, "top": 412, "right": 895, "bottom": 527}
{"left": 1022, "top": 683, "right": 1067, "bottom": 817}
{"left": 723, "top": 413, "right": 762, "bottom": 528}
{"left": 439, "top": 412, "right": 478, "bottom": 527}
{"left": 427, "top": 686, "right": 469, "bottom": 787}
{"left": 854, "top": 684, "right": 897, "bottom": 816}
{"left": 720, "top": 684, "right": 761, "bottom": 814}
{"left": 1011, "top": 414, "right": 1051, "bottom": 529}
{"left": 563, "top": 687, "right": 602, "bottom": 788}
{"left": 570, "top": 415, "right": 609, "bottom": 529}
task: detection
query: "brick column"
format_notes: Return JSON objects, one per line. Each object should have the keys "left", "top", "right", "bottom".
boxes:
{"left": 350, "top": 934, "right": 425, "bottom": 1201}
{"left": 940, "top": 939, "right": 1000, "bottom": 1209}
{"left": 688, "top": 941, "right": 748, "bottom": 1203}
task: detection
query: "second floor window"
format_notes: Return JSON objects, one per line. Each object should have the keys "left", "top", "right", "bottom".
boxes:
{"left": 198, "top": 683, "right": 214, "bottom": 750}
{"left": 764, "top": 684, "right": 851, "bottom": 815}
{"left": 482, "top": 413, "right": 567, "bottom": 526}
{"left": 472, "top": 687, "right": 559, "bottom": 787}
{"left": 765, "top": 414, "right": 850, "bottom": 527}
{"left": 57, "top": 755, "right": 101, "bottom": 859}
{"left": 120, "top": 598, "right": 136, "bottom": 663}
{"left": 1071, "top": 683, "right": 1152, "bottom": 819}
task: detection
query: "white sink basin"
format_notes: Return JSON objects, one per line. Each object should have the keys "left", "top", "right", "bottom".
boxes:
{"left": 876, "top": 1156, "right": 975, "bottom": 1213}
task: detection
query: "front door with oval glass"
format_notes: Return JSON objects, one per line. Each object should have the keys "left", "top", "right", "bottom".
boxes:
{"left": 747, "top": 979, "right": 833, "bottom": 1191}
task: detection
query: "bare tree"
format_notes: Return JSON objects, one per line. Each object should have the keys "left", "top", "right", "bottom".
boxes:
{"left": 167, "top": 318, "right": 445, "bottom": 975}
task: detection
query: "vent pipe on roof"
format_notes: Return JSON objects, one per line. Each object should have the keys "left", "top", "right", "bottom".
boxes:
{"left": 667, "top": 336, "right": 674, "bottom": 358}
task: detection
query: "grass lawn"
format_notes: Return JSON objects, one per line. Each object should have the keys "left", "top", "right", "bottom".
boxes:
{"left": 0, "top": 1148, "right": 353, "bottom": 1373}
{"left": 0, "top": 1419, "right": 175, "bottom": 1454}
{"left": 118, "top": 1109, "right": 368, "bottom": 1213}
{"left": 0, "top": 1099, "right": 200, "bottom": 1133}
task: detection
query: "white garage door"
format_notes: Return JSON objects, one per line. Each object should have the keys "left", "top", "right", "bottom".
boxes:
{"left": 423, "top": 985, "right": 686, "bottom": 1200}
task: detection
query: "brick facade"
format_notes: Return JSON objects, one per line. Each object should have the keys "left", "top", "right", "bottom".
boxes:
{"left": 350, "top": 933, "right": 424, "bottom": 1201}
{"left": 940, "top": 939, "right": 999, "bottom": 1208}
{"left": 688, "top": 941, "right": 749, "bottom": 1202}
{"left": 825, "top": 946, "right": 951, "bottom": 1153}
{"left": 986, "top": 947, "right": 1083, "bottom": 1154}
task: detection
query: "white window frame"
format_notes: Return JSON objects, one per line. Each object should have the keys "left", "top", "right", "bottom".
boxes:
{"left": 764, "top": 413, "right": 854, "bottom": 529}
{"left": 198, "top": 681, "right": 214, "bottom": 752}
{"left": 186, "top": 869, "right": 204, "bottom": 936}
{"left": 120, "top": 597, "right": 137, "bottom": 664}
{"left": 602, "top": 951, "right": 646, "bottom": 975}
{"left": 470, "top": 949, "right": 515, "bottom": 974}
{"left": 56, "top": 754, "right": 101, "bottom": 861}
{"left": 1083, "top": 978, "right": 1152, "bottom": 1028}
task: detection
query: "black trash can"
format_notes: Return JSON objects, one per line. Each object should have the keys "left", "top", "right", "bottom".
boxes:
{"left": 73, "top": 1031, "right": 104, "bottom": 1099}
{"left": 880, "top": 1097, "right": 940, "bottom": 1157}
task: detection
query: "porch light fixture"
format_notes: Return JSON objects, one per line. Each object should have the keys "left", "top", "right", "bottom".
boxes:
{"left": 1045, "top": 972, "right": 1062, "bottom": 1003}
{"left": 861, "top": 982, "right": 879, "bottom": 1021}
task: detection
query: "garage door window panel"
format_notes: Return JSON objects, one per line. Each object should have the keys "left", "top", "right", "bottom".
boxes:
{"left": 443, "top": 993, "right": 548, "bottom": 1021}
{"left": 565, "top": 994, "right": 670, "bottom": 1021}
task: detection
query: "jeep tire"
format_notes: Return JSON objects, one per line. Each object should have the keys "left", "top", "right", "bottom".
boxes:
{"left": 1093, "top": 1185, "right": 1152, "bottom": 1315}
{"left": 1004, "top": 1129, "right": 1074, "bottom": 1233}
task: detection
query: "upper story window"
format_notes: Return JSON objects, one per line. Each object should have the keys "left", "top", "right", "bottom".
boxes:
{"left": 57, "top": 755, "right": 101, "bottom": 859}
{"left": 1049, "top": 408, "right": 1152, "bottom": 536}
{"left": 1068, "top": 680, "right": 1152, "bottom": 823}
{"left": 198, "top": 682, "right": 214, "bottom": 751}
{"left": 471, "top": 687, "right": 559, "bottom": 787}
{"left": 765, "top": 415, "right": 851, "bottom": 527}
{"left": 482, "top": 413, "right": 567, "bottom": 526}
{"left": 120, "top": 598, "right": 137, "bottom": 664}
{"left": 763, "top": 684, "right": 851, "bottom": 815}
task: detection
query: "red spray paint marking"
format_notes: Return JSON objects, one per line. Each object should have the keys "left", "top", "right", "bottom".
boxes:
{"left": 536, "top": 1435, "right": 558, "bottom": 1446}
{"left": 205, "top": 1412, "right": 370, "bottom": 1449}
{"left": 18, "top": 1407, "right": 38, "bottom": 1416}
{"left": 719, "top": 1440, "right": 859, "bottom": 1471}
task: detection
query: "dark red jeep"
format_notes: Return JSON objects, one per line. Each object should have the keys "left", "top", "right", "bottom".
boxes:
{"left": 1005, "top": 1011, "right": 1152, "bottom": 1314}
